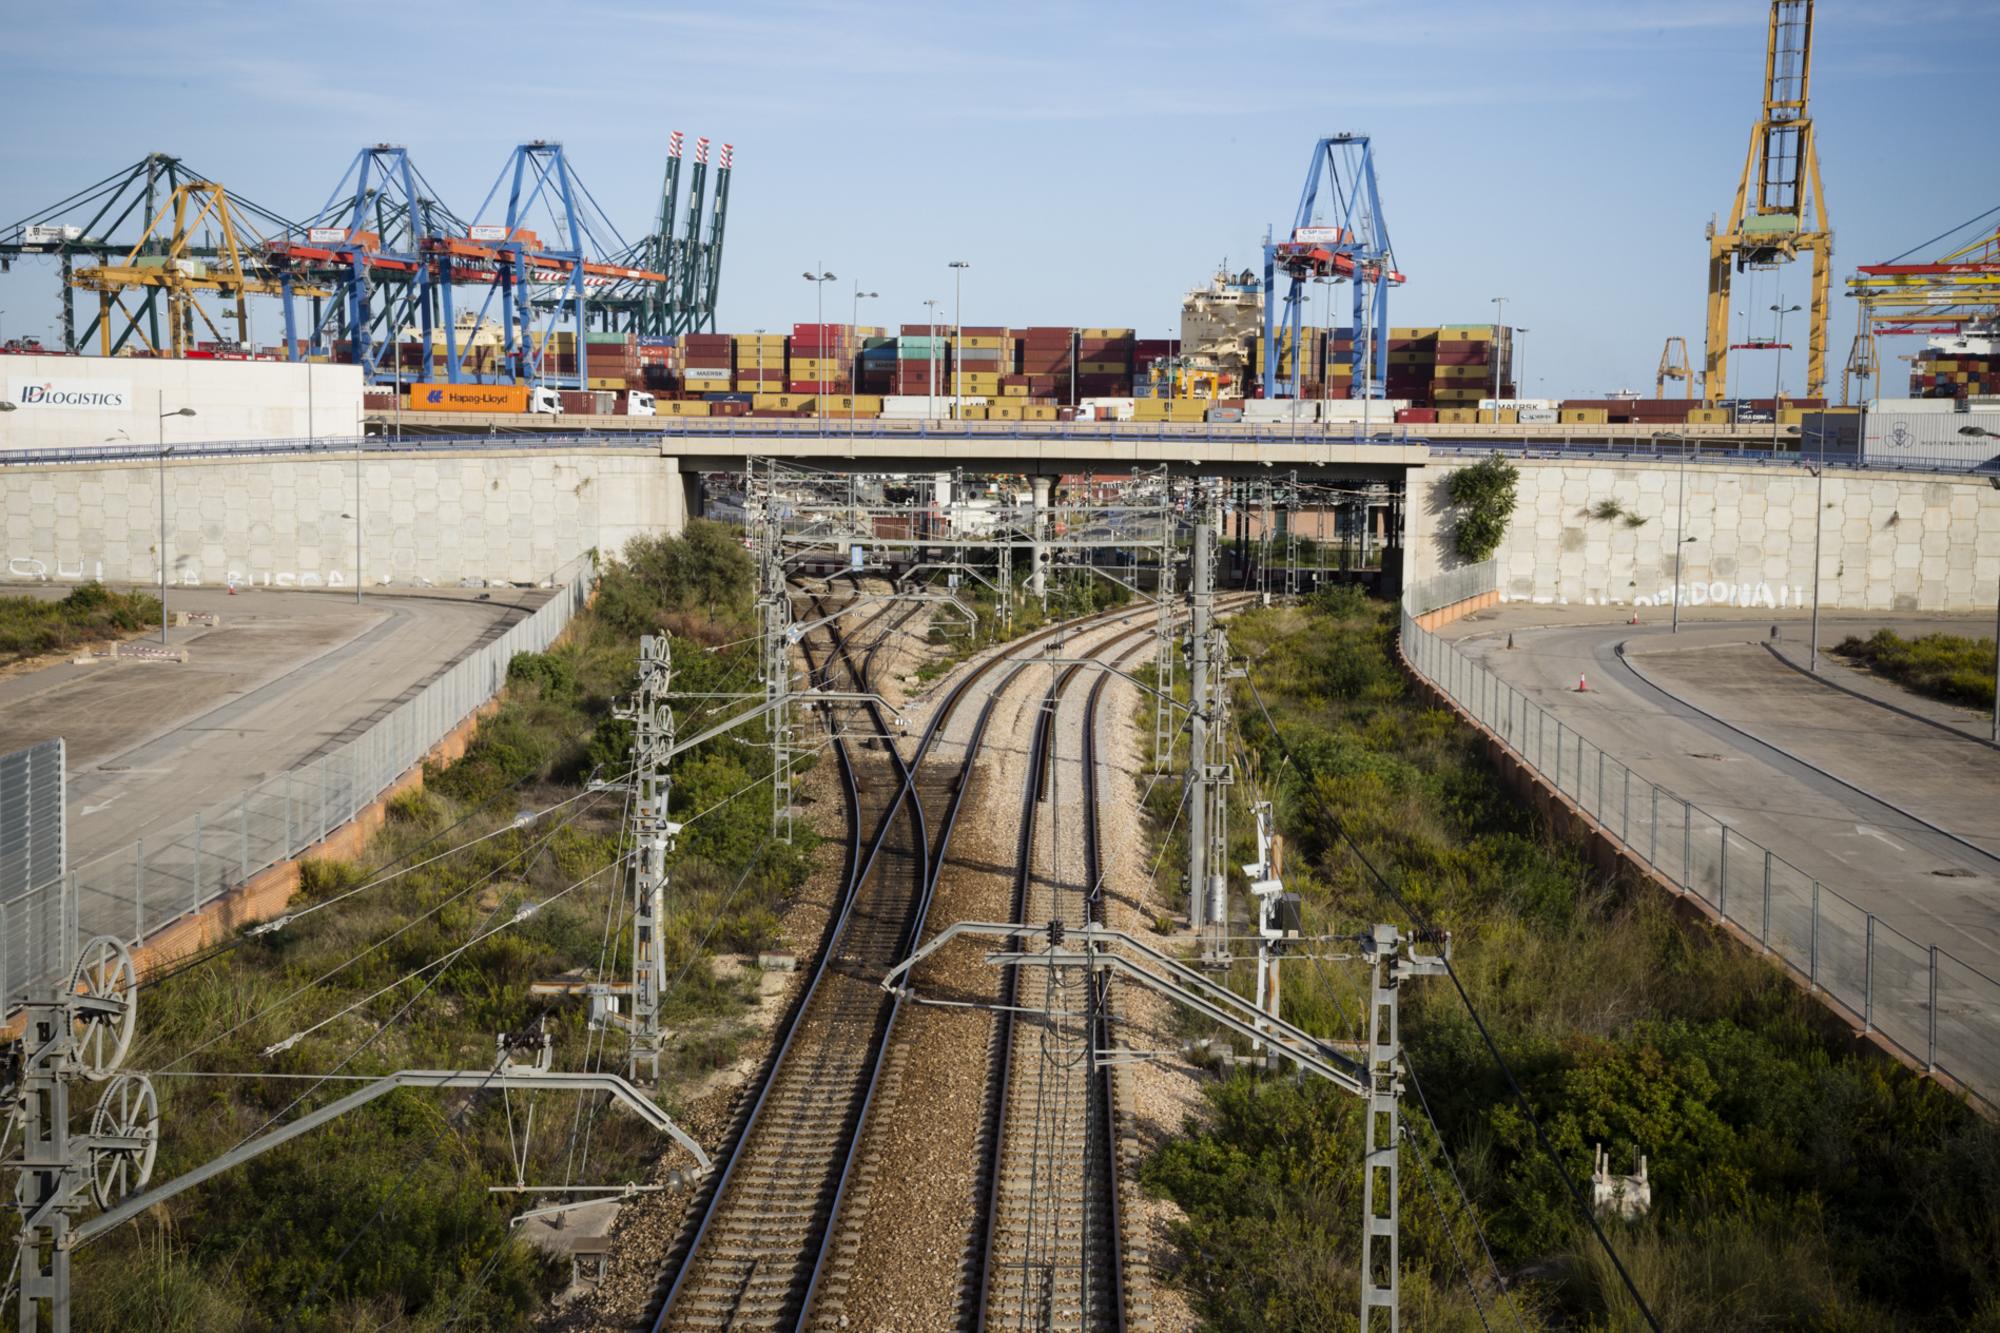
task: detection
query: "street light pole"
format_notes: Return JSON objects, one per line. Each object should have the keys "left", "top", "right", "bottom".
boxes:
{"left": 802, "top": 269, "right": 836, "bottom": 435}
{"left": 1490, "top": 296, "right": 1508, "bottom": 412}
{"left": 1770, "top": 302, "right": 1801, "bottom": 447}
{"left": 157, "top": 400, "right": 197, "bottom": 642}
{"left": 849, "top": 285, "right": 877, "bottom": 439}
{"left": 1959, "top": 425, "right": 2000, "bottom": 742}
{"left": 1516, "top": 328, "right": 1530, "bottom": 403}
{"left": 1807, "top": 453, "right": 1825, "bottom": 673}
{"left": 1654, "top": 430, "right": 1691, "bottom": 632}
{"left": 922, "top": 299, "right": 941, "bottom": 423}
{"left": 949, "top": 260, "right": 969, "bottom": 419}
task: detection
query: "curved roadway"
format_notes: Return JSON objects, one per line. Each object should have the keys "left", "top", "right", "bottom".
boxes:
{"left": 1440, "top": 606, "right": 2000, "bottom": 973}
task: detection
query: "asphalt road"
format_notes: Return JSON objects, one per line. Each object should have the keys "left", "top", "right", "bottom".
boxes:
{"left": 1444, "top": 606, "right": 2000, "bottom": 963}
{"left": 0, "top": 585, "right": 540, "bottom": 866}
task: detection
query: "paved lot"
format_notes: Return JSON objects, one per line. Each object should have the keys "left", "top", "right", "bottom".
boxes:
{"left": 0, "top": 585, "right": 541, "bottom": 866}
{"left": 1439, "top": 604, "right": 2000, "bottom": 972}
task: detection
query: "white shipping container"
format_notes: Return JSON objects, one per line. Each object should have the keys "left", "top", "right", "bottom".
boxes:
{"left": 683, "top": 367, "right": 732, "bottom": 382}
{"left": 1478, "top": 398, "right": 1558, "bottom": 411}
{"left": 1866, "top": 396, "right": 1962, "bottom": 414}
{"left": 1863, "top": 408, "right": 2000, "bottom": 469}
{"left": 1321, "top": 399, "right": 1412, "bottom": 421}
{"left": 1519, "top": 408, "right": 1559, "bottom": 424}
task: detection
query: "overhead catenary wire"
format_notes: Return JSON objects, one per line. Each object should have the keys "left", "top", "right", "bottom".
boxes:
{"left": 1237, "top": 665, "right": 1662, "bottom": 1332}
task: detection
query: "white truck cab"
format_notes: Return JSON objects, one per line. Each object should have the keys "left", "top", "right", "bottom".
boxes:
{"left": 626, "top": 390, "right": 657, "bottom": 416}
{"left": 529, "top": 386, "right": 563, "bottom": 415}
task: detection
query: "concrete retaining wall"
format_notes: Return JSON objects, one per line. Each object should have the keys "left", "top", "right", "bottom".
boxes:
{"left": 1407, "top": 458, "right": 2000, "bottom": 614}
{"left": 2, "top": 448, "right": 686, "bottom": 589}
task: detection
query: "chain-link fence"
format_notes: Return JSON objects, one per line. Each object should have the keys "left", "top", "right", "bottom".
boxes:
{"left": 1401, "top": 561, "right": 1999, "bottom": 1112}
{"left": 3, "top": 562, "right": 595, "bottom": 1010}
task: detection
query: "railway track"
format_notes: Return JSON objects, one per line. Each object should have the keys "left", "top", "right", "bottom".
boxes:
{"left": 973, "top": 627, "right": 1158, "bottom": 1333}
{"left": 651, "top": 588, "right": 1231, "bottom": 1332}
{"left": 652, "top": 590, "right": 929, "bottom": 1332}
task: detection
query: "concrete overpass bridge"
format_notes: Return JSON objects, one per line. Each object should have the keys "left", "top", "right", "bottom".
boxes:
{"left": 2, "top": 424, "right": 1993, "bottom": 618}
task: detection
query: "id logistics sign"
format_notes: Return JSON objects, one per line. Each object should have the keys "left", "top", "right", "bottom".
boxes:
{"left": 8, "top": 379, "right": 131, "bottom": 410}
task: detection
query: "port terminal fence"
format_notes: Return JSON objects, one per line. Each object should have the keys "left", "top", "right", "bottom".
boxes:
{"left": 0, "top": 558, "right": 595, "bottom": 1014}
{"left": 1401, "top": 560, "right": 1999, "bottom": 1112}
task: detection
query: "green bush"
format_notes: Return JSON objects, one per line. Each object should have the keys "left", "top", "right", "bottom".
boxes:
{"left": 0, "top": 582, "right": 164, "bottom": 662}
{"left": 1448, "top": 453, "right": 1520, "bottom": 562}
{"left": 1834, "top": 628, "right": 1995, "bottom": 710}
{"left": 1145, "top": 593, "right": 2000, "bottom": 1330}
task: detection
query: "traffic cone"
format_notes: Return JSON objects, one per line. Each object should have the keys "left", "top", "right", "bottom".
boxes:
{"left": 1575, "top": 672, "right": 1589, "bottom": 692}
{"left": 1627, "top": 611, "right": 1639, "bottom": 625}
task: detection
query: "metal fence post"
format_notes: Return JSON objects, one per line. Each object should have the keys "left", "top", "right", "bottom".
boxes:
{"left": 1596, "top": 747, "right": 1604, "bottom": 818}
{"left": 1554, "top": 720, "right": 1563, "bottom": 790}
{"left": 1682, "top": 800, "right": 1692, "bottom": 892}
{"left": 285, "top": 770, "right": 294, "bottom": 855}
{"left": 134, "top": 838, "right": 145, "bottom": 939}
{"left": 320, "top": 756, "right": 330, "bottom": 844}
{"left": 1622, "top": 767, "right": 1631, "bottom": 843}
{"left": 1809, "top": 881, "right": 1820, "bottom": 991}
{"left": 1650, "top": 786, "right": 1659, "bottom": 865}
{"left": 1927, "top": 945, "right": 1939, "bottom": 1072}
{"left": 1863, "top": 914, "right": 1876, "bottom": 1033}
{"left": 239, "top": 798, "right": 249, "bottom": 883}
{"left": 1719, "top": 827, "right": 1729, "bottom": 915}
{"left": 1761, "top": 850, "right": 1772, "bottom": 951}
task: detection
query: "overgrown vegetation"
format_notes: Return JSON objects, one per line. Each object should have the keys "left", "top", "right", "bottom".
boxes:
{"left": 1834, "top": 626, "right": 1996, "bottom": 711}
{"left": 1143, "top": 593, "right": 2000, "bottom": 1330}
{"left": 55, "top": 521, "right": 818, "bottom": 1331}
{"left": 1448, "top": 453, "right": 1520, "bottom": 562}
{"left": 1589, "top": 497, "right": 1648, "bottom": 528}
{"left": 0, "top": 581, "right": 162, "bottom": 663}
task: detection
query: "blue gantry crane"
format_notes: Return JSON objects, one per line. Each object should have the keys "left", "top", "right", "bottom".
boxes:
{"left": 265, "top": 145, "right": 463, "bottom": 382}
{"left": 1261, "top": 134, "right": 1405, "bottom": 401}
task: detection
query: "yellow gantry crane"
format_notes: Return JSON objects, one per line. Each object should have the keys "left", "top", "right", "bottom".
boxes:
{"left": 1703, "top": 0, "right": 1832, "bottom": 403}
{"left": 68, "top": 180, "right": 326, "bottom": 357}
{"left": 1656, "top": 336, "right": 1693, "bottom": 398}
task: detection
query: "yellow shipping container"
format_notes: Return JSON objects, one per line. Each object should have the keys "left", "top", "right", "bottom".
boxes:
{"left": 1003, "top": 383, "right": 1029, "bottom": 397}
{"left": 958, "top": 335, "right": 1005, "bottom": 350}
{"left": 989, "top": 403, "right": 1024, "bottom": 421}
{"left": 1024, "top": 405, "right": 1058, "bottom": 421}
{"left": 1388, "top": 327, "right": 1438, "bottom": 339}
{"left": 1078, "top": 328, "right": 1135, "bottom": 339}
{"left": 1438, "top": 409, "right": 1478, "bottom": 424}
{"left": 1439, "top": 329, "right": 1495, "bottom": 343}
{"left": 660, "top": 400, "right": 710, "bottom": 417}
{"left": 753, "top": 393, "right": 815, "bottom": 411}
{"left": 1561, "top": 409, "right": 1609, "bottom": 425}
{"left": 587, "top": 377, "right": 627, "bottom": 390}
{"left": 955, "top": 404, "right": 989, "bottom": 420}
{"left": 1436, "top": 365, "right": 1492, "bottom": 380}
{"left": 1078, "top": 360, "right": 1129, "bottom": 374}
{"left": 1133, "top": 401, "right": 1170, "bottom": 421}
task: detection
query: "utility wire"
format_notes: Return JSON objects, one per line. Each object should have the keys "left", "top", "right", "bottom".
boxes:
{"left": 1237, "top": 667, "right": 1662, "bottom": 1332}
{"left": 1407, "top": 1056, "right": 1525, "bottom": 1333}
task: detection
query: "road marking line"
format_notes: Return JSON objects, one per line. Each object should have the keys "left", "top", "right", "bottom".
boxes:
{"left": 1853, "top": 824, "right": 1905, "bottom": 851}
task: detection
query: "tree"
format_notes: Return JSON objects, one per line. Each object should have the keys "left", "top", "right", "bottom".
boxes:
{"left": 1448, "top": 453, "right": 1519, "bottom": 562}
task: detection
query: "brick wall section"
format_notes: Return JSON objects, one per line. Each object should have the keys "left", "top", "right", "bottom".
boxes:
{"left": 1396, "top": 593, "right": 1980, "bottom": 1107}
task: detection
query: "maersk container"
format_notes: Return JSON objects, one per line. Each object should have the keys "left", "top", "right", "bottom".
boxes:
{"left": 1862, "top": 406, "right": 2000, "bottom": 469}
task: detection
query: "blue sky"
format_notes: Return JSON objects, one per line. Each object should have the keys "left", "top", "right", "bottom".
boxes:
{"left": 3, "top": 0, "right": 1994, "bottom": 398}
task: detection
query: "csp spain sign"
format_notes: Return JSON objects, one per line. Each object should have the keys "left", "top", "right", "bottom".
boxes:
{"left": 8, "top": 378, "right": 132, "bottom": 410}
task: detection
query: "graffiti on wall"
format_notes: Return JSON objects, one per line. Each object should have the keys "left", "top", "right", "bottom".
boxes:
{"left": 4, "top": 557, "right": 359, "bottom": 588}
{"left": 1502, "top": 581, "right": 1810, "bottom": 609}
